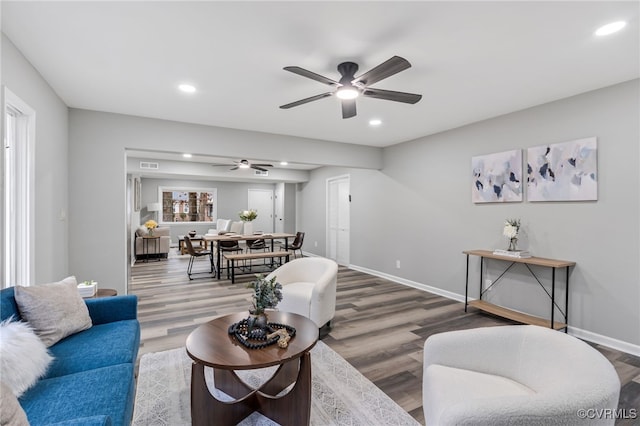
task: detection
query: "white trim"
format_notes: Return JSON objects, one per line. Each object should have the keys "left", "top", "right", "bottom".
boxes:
{"left": 349, "top": 263, "right": 640, "bottom": 357}
{"left": 349, "top": 264, "right": 465, "bottom": 303}
{"left": 2, "top": 87, "right": 36, "bottom": 287}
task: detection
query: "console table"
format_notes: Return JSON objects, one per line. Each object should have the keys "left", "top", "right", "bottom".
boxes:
{"left": 463, "top": 249, "right": 575, "bottom": 331}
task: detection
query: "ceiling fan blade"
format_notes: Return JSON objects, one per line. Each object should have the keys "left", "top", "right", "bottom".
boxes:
{"left": 352, "top": 56, "right": 411, "bottom": 86}
{"left": 341, "top": 99, "right": 357, "bottom": 119}
{"left": 362, "top": 87, "right": 422, "bottom": 104}
{"left": 251, "top": 165, "right": 269, "bottom": 172}
{"left": 230, "top": 166, "right": 239, "bottom": 170}
{"left": 280, "top": 92, "right": 333, "bottom": 109}
{"left": 252, "top": 163, "right": 273, "bottom": 167}
{"left": 283, "top": 66, "right": 339, "bottom": 87}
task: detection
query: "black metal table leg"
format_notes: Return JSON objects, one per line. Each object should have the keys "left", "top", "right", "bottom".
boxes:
{"left": 551, "top": 267, "right": 556, "bottom": 328}
{"left": 465, "top": 254, "right": 470, "bottom": 312}
{"left": 565, "top": 266, "right": 570, "bottom": 333}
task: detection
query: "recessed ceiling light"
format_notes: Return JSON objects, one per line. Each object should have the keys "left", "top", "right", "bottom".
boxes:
{"left": 595, "top": 21, "right": 626, "bottom": 36}
{"left": 182, "top": 153, "right": 192, "bottom": 158}
{"left": 280, "top": 161, "right": 288, "bottom": 166}
{"left": 178, "top": 84, "right": 196, "bottom": 93}
{"left": 369, "top": 119, "right": 382, "bottom": 126}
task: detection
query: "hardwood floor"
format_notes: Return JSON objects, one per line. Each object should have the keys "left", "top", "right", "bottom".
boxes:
{"left": 130, "top": 250, "right": 640, "bottom": 425}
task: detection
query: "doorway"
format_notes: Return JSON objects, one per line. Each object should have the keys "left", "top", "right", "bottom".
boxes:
{"left": 248, "top": 189, "right": 274, "bottom": 233}
{"left": 326, "top": 175, "right": 350, "bottom": 265}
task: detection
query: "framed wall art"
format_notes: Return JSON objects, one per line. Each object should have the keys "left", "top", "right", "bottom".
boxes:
{"left": 471, "top": 149, "right": 523, "bottom": 203}
{"left": 527, "top": 137, "right": 597, "bottom": 201}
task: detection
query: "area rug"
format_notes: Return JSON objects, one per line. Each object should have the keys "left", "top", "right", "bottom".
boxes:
{"left": 133, "top": 341, "right": 419, "bottom": 425}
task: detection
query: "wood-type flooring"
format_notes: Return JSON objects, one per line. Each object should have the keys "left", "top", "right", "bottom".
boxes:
{"left": 130, "top": 251, "right": 640, "bottom": 425}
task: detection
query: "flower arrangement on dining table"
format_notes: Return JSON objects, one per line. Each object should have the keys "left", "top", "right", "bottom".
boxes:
{"left": 503, "top": 218, "right": 521, "bottom": 251}
{"left": 145, "top": 219, "right": 158, "bottom": 236}
{"left": 239, "top": 209, "right": 258, "bottom": 222}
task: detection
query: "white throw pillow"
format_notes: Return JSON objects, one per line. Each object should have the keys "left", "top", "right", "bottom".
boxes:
{"left": 0, "top": 319, "right": 53, "bottom": 397}
{"left": 14, "top": 276, "right": 92, "bottom": 347}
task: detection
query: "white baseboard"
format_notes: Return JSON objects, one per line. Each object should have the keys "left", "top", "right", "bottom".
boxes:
{"left": 349, "top": 263, "right": 640, "bottom": 357}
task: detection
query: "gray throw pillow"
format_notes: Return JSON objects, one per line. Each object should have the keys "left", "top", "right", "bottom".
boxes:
{"left": 14, "top": 276, "right": 92, "bottom": 347}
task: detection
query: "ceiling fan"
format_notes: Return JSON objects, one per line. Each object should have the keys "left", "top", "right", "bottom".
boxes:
{"left": 229, "top": 159, "right": 273, "bottom": 172}
{"left": 279, "top": 56, "right": 422, "bottom": 119}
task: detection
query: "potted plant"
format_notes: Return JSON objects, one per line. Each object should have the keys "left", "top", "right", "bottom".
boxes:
{"left": 145, "top": 219, "right": 158, "bottom": 236}
{"left": 503, "top": 218, "right": 521, "bottom": 251}
{"left": 239, "top": 209, "right": 258, "bottom": 235}
{"left": 246, "top": 274, "right": 282, "bottom": 331}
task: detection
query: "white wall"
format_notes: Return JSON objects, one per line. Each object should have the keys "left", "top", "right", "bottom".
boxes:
{"left": 1, "top": 34, "right": 69, "bottom": 285}
{"left": 299, "top": 79, "right": 640, "bottom": 352}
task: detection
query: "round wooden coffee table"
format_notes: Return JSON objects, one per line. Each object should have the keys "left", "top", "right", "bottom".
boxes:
{"left": 186, "top": 311, "right": 318, "bottom": 426}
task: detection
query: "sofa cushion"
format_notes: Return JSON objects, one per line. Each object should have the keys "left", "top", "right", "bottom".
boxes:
{"left": 14, "top": 276, "right": 92, "bottom": 347}
{"left": 45, "top": 319, "right": 140, "bottom": 379}
{"left": 0, "top": 381, "right": 29, "bottom": 426}
{"left": 20, "top": 363, "right": 135, "bottom": 426}
{"left": 0, "top": 319, "right": 53, "bottom": 397}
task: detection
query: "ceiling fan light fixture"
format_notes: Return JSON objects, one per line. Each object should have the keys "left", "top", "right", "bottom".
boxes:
{"left": 336, "top": 86, "right": 359, "bottom": 100}
{"left": 239, "top": 163, "right": 250, "bottom": 169}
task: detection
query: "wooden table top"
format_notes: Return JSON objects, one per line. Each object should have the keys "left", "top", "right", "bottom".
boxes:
{"left": 204, "top": 232, "right": 296, "bottom": 241}
{"left": 186, "top": 311, "right": 318, "bottom": 370}
{"left": 463, "top": 249, "right": 575, "bottom": 268}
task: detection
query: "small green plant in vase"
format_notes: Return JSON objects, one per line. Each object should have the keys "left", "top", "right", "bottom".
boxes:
{"left": 246, "top": 274, "right": 282, "bottom": 331}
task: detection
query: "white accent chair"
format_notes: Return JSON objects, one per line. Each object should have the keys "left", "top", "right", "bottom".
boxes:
{"left": 422, "top": 325, "right": 620, "bottom": 426}
{"left": 266, "top": 257, "right": 338, "bottom": 329}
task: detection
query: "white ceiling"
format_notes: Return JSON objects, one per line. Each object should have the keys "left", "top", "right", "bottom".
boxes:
{"left": 2, "top": 1, "right": 639, "bottom": 153}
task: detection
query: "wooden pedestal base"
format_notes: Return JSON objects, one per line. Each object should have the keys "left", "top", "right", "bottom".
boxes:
{"left": 190, "top": 353, "right": 312, "bottom": 426}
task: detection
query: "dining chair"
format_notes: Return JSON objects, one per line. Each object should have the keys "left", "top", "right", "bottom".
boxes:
{"left": 184, "top": 236, "right": 214, "bottom": 280}
{"left": 219, "top": 238, "right": 243, "bottom": 270}
{"left": 287, "top": 232, "right": 305, "bottom": 259}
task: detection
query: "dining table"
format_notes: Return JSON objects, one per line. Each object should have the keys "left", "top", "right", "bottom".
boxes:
{"left": 204, "top": 232, "right": 296, "bottom": 279}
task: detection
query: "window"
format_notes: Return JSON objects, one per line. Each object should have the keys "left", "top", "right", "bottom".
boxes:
{"left": 159, "top": 187, "right": 216, "bottom": 223}
{"left": 3, "top": 88, "right": 35, "bottom": 287}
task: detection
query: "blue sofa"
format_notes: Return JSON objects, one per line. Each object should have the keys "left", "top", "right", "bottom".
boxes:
{"left": 0, "top": 287, "right": 140, "bottom": 426}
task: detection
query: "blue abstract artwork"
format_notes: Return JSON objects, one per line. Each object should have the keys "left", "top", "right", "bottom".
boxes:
{"left": 472, "top": 149, "right": 523, "bottom": 203}
{"left": 527, "top": 137, "right": 597, "bottom": 201}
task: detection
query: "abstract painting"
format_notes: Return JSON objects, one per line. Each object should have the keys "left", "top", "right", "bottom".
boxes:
{"left": 527, "top": 137, "right": 597, "bottom": 201}
{"left": 472, "top": 149, "right": 523, "bottom": 203}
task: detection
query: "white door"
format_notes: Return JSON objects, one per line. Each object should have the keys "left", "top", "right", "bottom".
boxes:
{"left": 327, "top": 175, "right": 350, "bottom": 265}
{"left": 248, "top": 189, "right": 274, "bottom": 233}
{"left": 274, "top": 183, "right": 285, "bottom": 234}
